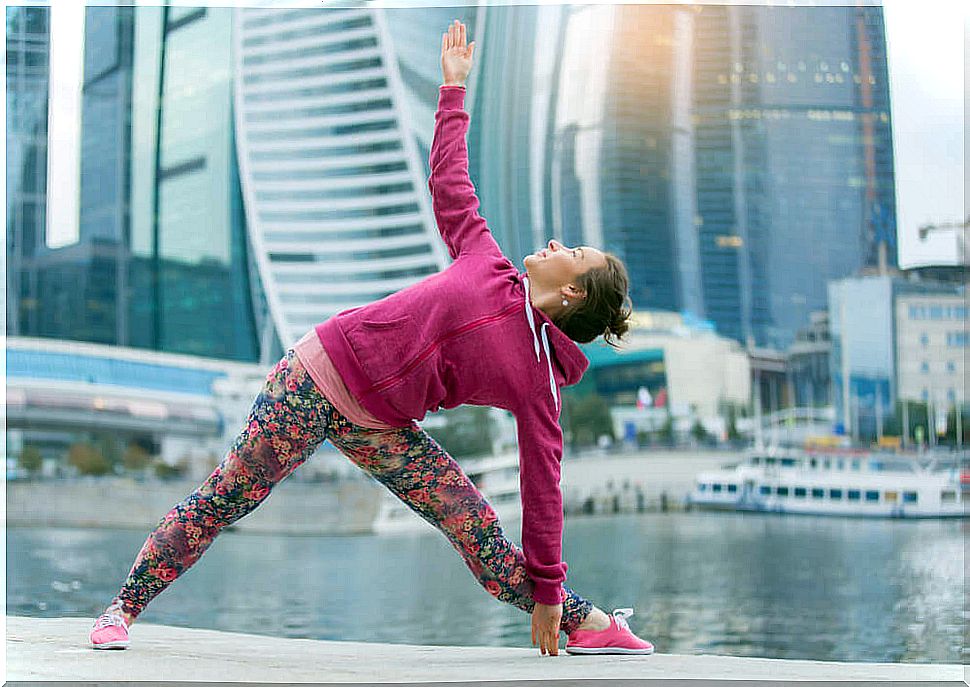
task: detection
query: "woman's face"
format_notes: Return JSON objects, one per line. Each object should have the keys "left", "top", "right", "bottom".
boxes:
{"left": 523, "top": 239, "right": 607, "bottom": 287}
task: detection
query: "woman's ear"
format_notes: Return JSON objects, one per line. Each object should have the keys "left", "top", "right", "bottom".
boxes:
{"left": 563, "top": 283, "right": 585, "bottom": 300}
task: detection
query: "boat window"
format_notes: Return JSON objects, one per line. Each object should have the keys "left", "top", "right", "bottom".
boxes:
{"left": 713, "top": 483, "right": 723, "bottom": 493}
{"left": 810, "top": 458, "right": 817, "bottom": 469}
{"left": 752, "top": 457, "right": 760, "bottom": 465}
{"left": 851, "top": 460, "right": 860, "bottom": 471}
{"left": 941, "top": 490, "right": 956, "bottom": 503}
{"left": 847, "top": 489, "right": 861, "bottom": 500}
{"left": 811, "top": 488, "right": 825, "bottom": 499}
{"left": 837, "top": 459, "right": 845, "bottom": 470}
{"left": 829, "top": 488, "right": 843, "bottom": 499}
{"left": 759, "top": 485, "right": 771, "bottom": 495}
{"left": 781, "top": 458, "right": 797, "bottom": 467}
{"left": 794, "top": 487, "right": 807, "bottom": 498}
{"left": 884, "top": 491, "right": 898, "bottom": 502}
{"left": 727, "top": 484, "right": 737, "bottom": 493}
{"left": 776, "top": 486, "right": 789, "bottom": 497}
{"left": 766, "top": 458, "right": 777, "bottom": 466}
{"left": 865, "top": 490, "right": 880, "bottom": 502}
{"left": 903, "top": 491, "right": 918, "bottom": 503}
{"left": 699, "top": 483, "right": 707, "bottom": 491}
{"left": 823, "top": 459, "right": 831, "bottom": 469}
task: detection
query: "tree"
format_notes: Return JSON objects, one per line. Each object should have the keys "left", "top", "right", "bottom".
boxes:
{"left": 123, "top": 443, "right": 152, "bottom": 472}
{"left": 658, "top": 414, "right": 674, "bottom": 446}
{"left": 426, "top": 405, "right": 495, "bottom": 458}
{"left": 18, "top": 446, "right": 43, "bottom": 475}
{"left": 68, "top": 442, "right": 111, "bottom": 476}
{"left": 726, "top": 404, "right": 741, "bottom": 442}
{"left": 690, "top": 418, "right": 709, "bottom": 443}
{"left": 562, "top": 393, "right": 614, "bottom": 449}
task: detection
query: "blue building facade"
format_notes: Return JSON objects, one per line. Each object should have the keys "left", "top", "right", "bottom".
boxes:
{"left": 5, "top": 6, "right": 51, "bottom": 336}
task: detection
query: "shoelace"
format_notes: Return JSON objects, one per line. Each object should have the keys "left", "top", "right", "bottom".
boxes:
{"left": 611, "top": 607, "right": 635, "bottom": 632}
{"left": 93, "top": 613, "right": 127, "bottom": 631}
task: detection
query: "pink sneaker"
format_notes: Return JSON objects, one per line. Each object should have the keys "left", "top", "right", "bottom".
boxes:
{"left": 566, "top": 608, "right": 655, "bottom": 655}
{"left": 90, "top": 613, "right": 130, "bottom": 650}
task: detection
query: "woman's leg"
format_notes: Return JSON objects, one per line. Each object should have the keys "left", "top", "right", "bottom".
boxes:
{"left": 102, "top": 350, "right": 333, "bottom": 624}
{"left": 327, "top": 418, "right": 595, "bottom": 635}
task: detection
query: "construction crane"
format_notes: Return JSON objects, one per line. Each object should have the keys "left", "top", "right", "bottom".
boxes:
{"left": 918, "top": 217, "right": 969, "bottom": 265}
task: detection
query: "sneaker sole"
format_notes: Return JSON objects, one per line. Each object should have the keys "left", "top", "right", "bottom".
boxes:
{"left": 91, "top": 640, "right": 129, "bottom": 650}
{"left": 565, "top": 645, "right": 654, "bottom": 655}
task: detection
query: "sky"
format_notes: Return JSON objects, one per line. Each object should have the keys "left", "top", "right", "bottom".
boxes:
{"left": 36, "top": 0, "right": 967, "bottom": 267}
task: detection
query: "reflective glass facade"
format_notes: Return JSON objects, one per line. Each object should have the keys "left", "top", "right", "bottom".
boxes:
{"left": 692, "top": 5, "right": 896, "bottom": 349}
{"left": 128, "top": 7, "right": 260, "bottom": 361}
{"left": 5, "top": 6, "right": 50, "bottom": 335}
{"left": 570, "top": 5, "right": 896, "bottom": 351}
{"left": 9, "top": 7, "right": 262, "bottom": 362}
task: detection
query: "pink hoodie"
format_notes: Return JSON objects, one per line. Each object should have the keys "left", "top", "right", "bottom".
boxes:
{"left": 315, "top": 85, "right": 589, "bottom": 605}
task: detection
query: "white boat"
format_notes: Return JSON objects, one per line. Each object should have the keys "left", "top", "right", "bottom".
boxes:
{"left": 687, "top": 447, "right": 968, "bottom": 518}
{"left": 372, "top": 451, "right": 522, "bottom": 534}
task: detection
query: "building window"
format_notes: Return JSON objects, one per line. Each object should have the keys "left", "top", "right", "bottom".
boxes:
{"left": 851, "top": 459, "right": 861, "bottom": 471}
{"left": 948, "top": 389, "right": 956, "bottom": 402}
{"left": 947, "top": 331, "right": 968, "bottom": 347}
{"left": 920, "top": 332, "right": 929, "bottom": 346}
{"left": 920, "top": 361, "right": 929, "bottom": 373}
{"left": 947, "top": 361, "right": 956, "bottom": 373}
{"left": 921, "top": 389, "right": 929, "bottom": 401}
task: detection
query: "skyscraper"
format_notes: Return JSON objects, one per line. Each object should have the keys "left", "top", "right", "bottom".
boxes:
{"left": 233, "top": 5, "right": 488, "bottom": 346}
{"left": 6, "top": 6, "right": 51, "bottom": 335}
{"left": 552, "top": 4, "right": 897, "bottom": 350}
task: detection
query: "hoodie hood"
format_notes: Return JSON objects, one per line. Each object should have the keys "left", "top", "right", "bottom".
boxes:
{"left": 516, "top": 270, "right": 589, "bottom": 410}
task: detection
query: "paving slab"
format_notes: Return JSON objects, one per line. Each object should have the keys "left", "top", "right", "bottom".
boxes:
{"left": 5, "top": 616, "right": 964, "bottom": 684}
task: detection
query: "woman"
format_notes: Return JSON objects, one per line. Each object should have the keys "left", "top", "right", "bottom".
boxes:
{"left": 90, "top": 20, "right": 653, "bottom": 657}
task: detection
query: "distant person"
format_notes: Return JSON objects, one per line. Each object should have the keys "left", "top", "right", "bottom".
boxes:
{"left": 91, "top": 19, "right": 651, "bottom": 658}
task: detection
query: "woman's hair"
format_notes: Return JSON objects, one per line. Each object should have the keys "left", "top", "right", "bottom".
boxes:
{"left": 554, "top": 252, "right": 633, "bottom": 348}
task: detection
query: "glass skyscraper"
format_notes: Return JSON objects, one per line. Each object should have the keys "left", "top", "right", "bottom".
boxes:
{"left": 5, "top": 6, "right": 51, "bottom": 336}
{"left": 553, "top": 4, "right": 896, "bottom": 351}
{"left": 6, "top": 7, "right": 262, "bottom": 362}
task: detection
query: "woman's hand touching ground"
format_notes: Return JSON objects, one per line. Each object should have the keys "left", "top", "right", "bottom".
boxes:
{"left": 531, "top": 602, "right": 563, "bottom": 656}
{"left": 441, "top": 19, "right": 475, "bottom": 87}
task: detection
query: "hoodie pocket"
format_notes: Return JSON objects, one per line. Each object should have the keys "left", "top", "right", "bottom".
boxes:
{"left": 345, "top": 313, "right": 424, "bottom": 389}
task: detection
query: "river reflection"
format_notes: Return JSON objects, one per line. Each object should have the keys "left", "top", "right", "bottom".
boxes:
{"left": 7, "top": 512, "right": 965, "bottom": 662}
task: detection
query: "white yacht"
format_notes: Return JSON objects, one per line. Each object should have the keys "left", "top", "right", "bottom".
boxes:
{"left": 687, "top": 447, "right": 967, "bottom": 518}
{"left": 372, "top": 451, "right": 522, "bottom": 534}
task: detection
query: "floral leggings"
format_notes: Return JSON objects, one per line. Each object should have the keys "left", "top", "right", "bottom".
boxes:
{"left": 107, "top": 349, "right": 593, "bottom": 635}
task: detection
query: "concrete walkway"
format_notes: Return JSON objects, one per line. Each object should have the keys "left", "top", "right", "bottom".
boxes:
{"left": 6, "top": 616, "right": 964, "bottom": 683}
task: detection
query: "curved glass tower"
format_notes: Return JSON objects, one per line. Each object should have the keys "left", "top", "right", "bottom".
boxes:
{"left": 233, "top": 5, "right": 482, "bottom": 345}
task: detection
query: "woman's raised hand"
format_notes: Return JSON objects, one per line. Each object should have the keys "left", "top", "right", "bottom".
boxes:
{"left": 441, "top": 19, "right": 476, "bottom": 87}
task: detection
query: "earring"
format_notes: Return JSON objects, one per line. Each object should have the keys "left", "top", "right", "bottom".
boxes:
{"left": 562, "top": 299, "right": 569, "bottom": 307}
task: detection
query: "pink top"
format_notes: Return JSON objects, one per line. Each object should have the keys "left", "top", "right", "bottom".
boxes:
{"left": 292, "top": 330, "right": 397, "bottom": 430}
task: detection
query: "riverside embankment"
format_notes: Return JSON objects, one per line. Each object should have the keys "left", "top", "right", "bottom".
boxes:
{"left": 6, "top": 449, "right": 736, "bottom": 533}
{"left": 6, "top": 616, "right": 963, "bottom": 683}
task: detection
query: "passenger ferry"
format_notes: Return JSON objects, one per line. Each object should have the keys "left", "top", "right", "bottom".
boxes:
{"left": 687, "top": 447, "right": 968, "bottom": 518}
{"left": 372, "top": 451, "right": 522, "bottom": 534}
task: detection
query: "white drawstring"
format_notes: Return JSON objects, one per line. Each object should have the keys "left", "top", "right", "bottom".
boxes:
{"left": 540, "top": 322, "right": 559, "bottom": 412}
{"left": 523, "top": 276, "right": 559, "bottom": 411}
